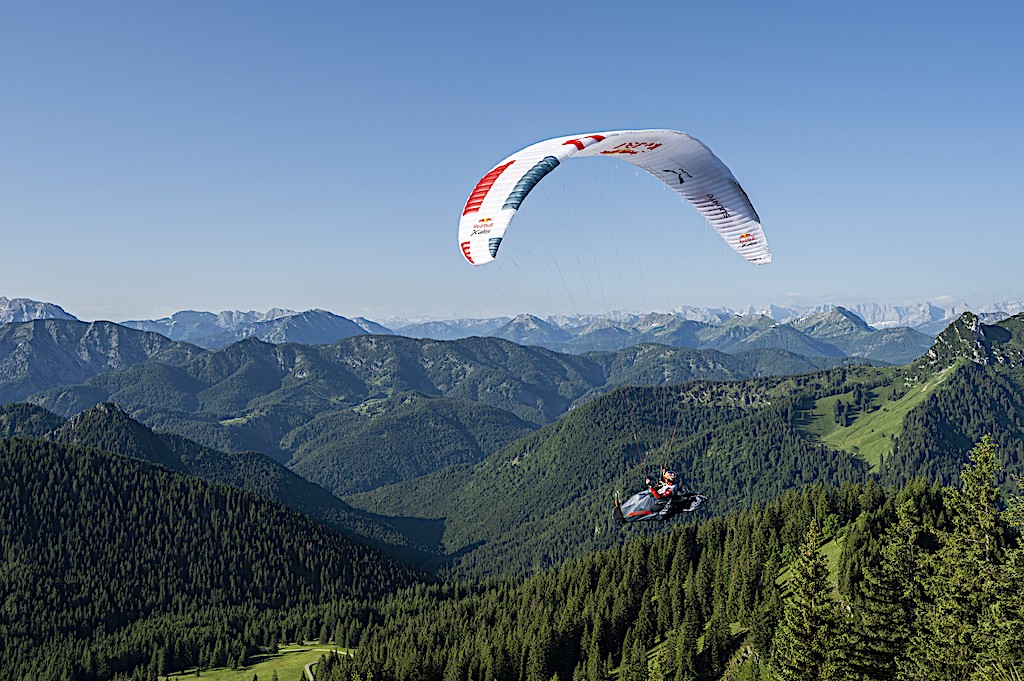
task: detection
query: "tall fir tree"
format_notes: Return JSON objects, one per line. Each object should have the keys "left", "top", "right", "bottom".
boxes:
{"left": 619, "top": 627, "right": 648, "bottom": 681}
{"left": 702, "top": 612, "right": 731, "bottom": 678}
{"left": 907, "top": 435, "right": 1004, "bottom": 679}
{"left": 851, "top": 498, "right": 925, "bottom": 679}
{"left": 978, "top": 473, "right": 1024, "bottom": 677}
{"left": 673, "top": 594, "right": 699, "bottom": 681}
{"left": 770, "top": 519, "right": 850, "bottom": 680}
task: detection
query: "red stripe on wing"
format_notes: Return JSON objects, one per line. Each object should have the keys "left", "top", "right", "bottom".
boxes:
{"left": 462, "top": 160, "right": 515, "bottom": 216}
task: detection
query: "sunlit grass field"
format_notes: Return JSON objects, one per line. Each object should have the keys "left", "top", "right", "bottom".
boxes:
{"left": 796, "top": 365, "right": 957, "bottom": 470}
{"left": 164, "top": 643, "right": 350, "bottom": 681}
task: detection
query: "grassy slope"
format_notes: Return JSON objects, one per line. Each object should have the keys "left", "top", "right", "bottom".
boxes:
{"left": 165, "top": 643, "right": 350, "bottom": 681}
{"left": 795, "top": 365, "right": 958, "bottom": 470}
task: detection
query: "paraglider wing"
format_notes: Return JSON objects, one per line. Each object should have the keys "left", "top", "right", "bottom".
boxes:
{"left": 458, "top": 129, "right": 770, "bottom": 266}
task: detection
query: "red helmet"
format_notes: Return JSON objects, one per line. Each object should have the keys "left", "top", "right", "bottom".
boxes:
{"left": 663, "top": 470, "right": 676, "bottom": 483}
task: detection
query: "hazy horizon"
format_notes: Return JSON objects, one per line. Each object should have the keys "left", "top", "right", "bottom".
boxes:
{"left": 5, "top": 292, "right": 1022, "bottom": 327}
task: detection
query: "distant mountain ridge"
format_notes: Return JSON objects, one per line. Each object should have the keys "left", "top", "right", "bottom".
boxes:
{"left": 121, "top": 308, "right": 382, "bottom": 349}
{"left": 0, "top": 296, "right": 77, "bottom": 323}
{"left": 7, "top": 295, "right": 1021, "bottom": 361}
{"left": 397, "top": 309, "right": 930, "bottom": 364}
{"left": 390, "top": 298, "right": 1024, "bottom": 337}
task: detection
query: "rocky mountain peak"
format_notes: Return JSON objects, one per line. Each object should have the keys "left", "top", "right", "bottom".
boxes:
{"left": 0, "top": 297, "right": 77, "bottom": 323}
{"left": 916, "top": 311, "right": 1024, "bottom": 370}
{"left": 792, "top": 307, "right": 874, "bottom": 338}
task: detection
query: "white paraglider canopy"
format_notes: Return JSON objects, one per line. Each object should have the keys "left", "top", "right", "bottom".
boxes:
{"left": 458, "top": 129, "right": 770, "bottom": 267}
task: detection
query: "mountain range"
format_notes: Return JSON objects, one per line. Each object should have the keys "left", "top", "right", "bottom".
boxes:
{"left": 2, "top": 296, "right": 942, "bottom": 364}
{"left": 4, "top": 303, "right": 1024, "bottom": 679}
{"left": 1, "top": 320, "right": 860, "bottom": 495}
{"left": 391, "top": 298, "right": 1024, "bottom": 338}
{"left": 7, "top": 295, "right": 1023, "bottom": 354}
{"left": 5, "top": 307, "right": 1023, "bottom": 581}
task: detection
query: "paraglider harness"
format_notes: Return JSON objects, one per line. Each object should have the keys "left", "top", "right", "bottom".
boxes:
{"left": 613, "top": 467, "right": 706, "bottom": 525}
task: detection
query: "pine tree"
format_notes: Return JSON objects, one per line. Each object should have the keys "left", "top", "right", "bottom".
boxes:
{"left": 586, "top": 633, "right": 604, "bottom": 681}
{"left": 978, "top": 473, "right": 1024, "bottom": 676}
{"left": 850, "top": 498, "right": 924, "bottom": 679}
{"left": 770, "top": 519, "right": 849, "bottom": 680}
{"left": 908, "top": 435, "right": 1004, "bottom": 679}
{"left": 619, "top": 627, "right": 647, "bottom": 681}
{"left": 673, "top": 597, "right": 699, "bottom": 681}
{"left": 702, "top": 612, "right": 730, "bottom": 678}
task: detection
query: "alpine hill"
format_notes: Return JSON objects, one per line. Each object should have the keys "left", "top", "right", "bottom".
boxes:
{"left": 0, "top": 319, "right": 202, "bottom": 404}
{"left": 0, "top": 431, "right": 424, "bottom": 681}
{"left": 0, "top": 401, "right": 443, "bottom": 566}
{"left": 350, "top": 311, "right": 1024, "bottom": 579}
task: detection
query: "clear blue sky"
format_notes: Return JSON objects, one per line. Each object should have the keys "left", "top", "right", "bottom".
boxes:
{"left": 2, "top": 1, "right": 1022, "bottom": 322}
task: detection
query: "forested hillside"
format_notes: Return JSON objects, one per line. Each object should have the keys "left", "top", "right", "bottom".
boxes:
{"left": 320, "top": 440, "right": 1024, "bottom": 680}
{"left": 0, "top": 402, "right": 444, "bottom": 565}
{"left": 351, "top": 372, "right": 876, "bottom": 578}
{"left": 19, "top": 329, "right": 863, "bottom": 495}
{"left": 881, "top": 312, "right": 1024, "bottom": 488}
{"left": 881, "top": 362, "right": 1024, "bottom": 488}
{"left": 0, "top": 435, "right": 424, "bottom": 681}
{"left": 351, "top": 313, "right": 1024, "bottom": 580}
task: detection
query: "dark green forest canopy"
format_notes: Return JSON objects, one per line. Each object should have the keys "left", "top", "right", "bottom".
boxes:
{"left": 0, "top": 436, "right": 424, "bottom": 681}
{"left": 3, "top": 418, "right": 1023, "bottom": 680}
{"left": 0, "top": 401, "right": 444, "bottom": 566}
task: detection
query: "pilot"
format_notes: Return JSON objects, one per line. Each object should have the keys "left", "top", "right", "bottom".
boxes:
{"left": 647, "top": 469, "right": 678, "bottom": 500}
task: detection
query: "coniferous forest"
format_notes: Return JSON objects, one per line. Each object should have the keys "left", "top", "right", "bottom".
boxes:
{"left": 2, "top": 312, "right": 1024, "bottom": 680}
{"left": 312, "top": 438, "right": 1024, "bottom": 681}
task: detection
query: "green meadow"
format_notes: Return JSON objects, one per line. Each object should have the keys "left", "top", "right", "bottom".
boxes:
{"left": 164, "top": 643, "right": 350, "bottom": 681}
{"left": 796, "top": 366, "right": 957, "bottom": 470}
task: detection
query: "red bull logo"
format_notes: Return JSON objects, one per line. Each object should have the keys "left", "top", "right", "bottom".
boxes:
{"left": 739, "top": 233, "right": 756, "bottom": 247}
{"left": 472, "top": 217, "right": 493, "bottom": 236}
